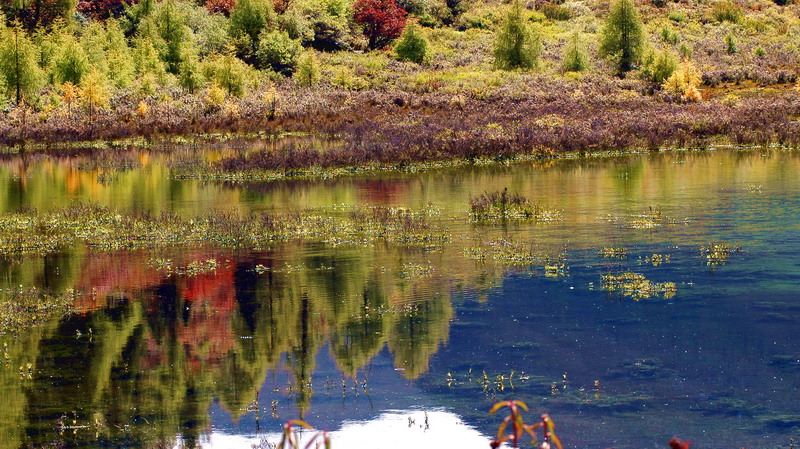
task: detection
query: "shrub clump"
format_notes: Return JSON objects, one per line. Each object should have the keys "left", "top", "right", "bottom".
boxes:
{"left": 713, "top": 0, "right": 743, "bottom": 23}
{"left": 640, "top": 47, "right": 677, "bottom": 84}
{"left": 469, "top": 189, "right": 561, "bottom": 222}
{"left": 663, "top": 60, "right": 702, "bottom": 102}
{"left": 395, "top": 22, "right": 431, "bottom": 64}
{"left": 257, "top": 29, "right": 303, "bottom": 74}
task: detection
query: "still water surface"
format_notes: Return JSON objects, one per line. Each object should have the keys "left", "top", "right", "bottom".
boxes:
{"left": 1, "top": 145, "right": 799, "bottom": 448}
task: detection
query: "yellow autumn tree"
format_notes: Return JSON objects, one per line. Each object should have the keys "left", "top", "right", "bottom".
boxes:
{"left": 80, "top": 70, "right": 109, "bottom": 118}
{"left": 663, "top": 59, "right": 702, "bottom": 102}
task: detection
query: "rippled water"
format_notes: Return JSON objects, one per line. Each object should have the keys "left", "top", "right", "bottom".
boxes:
{"left": 1, "top": 145, "right": 799, "bottom": 449}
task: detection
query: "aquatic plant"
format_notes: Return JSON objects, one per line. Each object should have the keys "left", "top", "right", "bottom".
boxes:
{"left": 599, "top": 247, "right": 628, "bottom": 259}
{"left": 149, "top": 258, "right": 221, "bottom": 277}
{"left": 600, "top": 271, "right": 677, "bottom": 300}
{"left": 464, "top": 238, "right": 539, "bottom": 266}
{"left": 488, "top": 400, "right": 562, "bottom": 449}
{"left": 0, "top": 203, "right": 450, "bottom": 256}
{"left": 277, "top": 420, "right": 330, "bottom": 449}
{"left": 0, "top": 287, "right": 77, "bottom": 334}
{"left": 700, "top": 242, "right": 741, "bottom": 266}
{"left": 469, "top": 189, "right": 561, "bottom": 222}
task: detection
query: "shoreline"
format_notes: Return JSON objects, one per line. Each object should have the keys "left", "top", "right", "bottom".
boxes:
{"left": 2, "top": 78, "right": 799, "bottom": 162}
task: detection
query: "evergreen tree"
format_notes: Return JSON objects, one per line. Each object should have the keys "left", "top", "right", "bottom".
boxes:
{"left": 599, "top": 0, "right": 644, "bottom": 73}
{"left": 133, "top": 36, "right": 167, "bottom": 84}
{"left": 561, "top": 31, "right": 589, "bottom": 73}
{"left": 179, "top": 46, "right": 204, "bottom": 93}
{"left": 229, "top": 0, "right": 275, "bottom": 60}
{"left": 80, "top": 22, "right": 110, "bottom": 78}
{"left": 0, "top": 22, "right": 44, "bottom": 105}
{"left": 125, "top": 0, "right": 155, "bottom": 35}
{"left": 53, "top": 35, "right": 89, "bottom": 85}
{"left": 104, "top": 19, "right": 135, "bottom": 88}
{"left": 157, "top": 0, "right": 188, "bottom": 74}
{"left": 295, "top": 50, "right": 320, "bottom": 87}
{"left": 395, "top": 22, "right": 430, "bottom": 64}
{"left": 493, "top": 0, "right": 542, "bottom": 70}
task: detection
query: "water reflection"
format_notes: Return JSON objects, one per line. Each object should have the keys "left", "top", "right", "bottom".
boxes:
{"left": 0, "top": 147, "right": 799, "bottom": 448}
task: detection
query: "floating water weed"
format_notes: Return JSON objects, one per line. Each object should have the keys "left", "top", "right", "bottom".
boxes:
{"left": 464, "top": 238, "right": 539, "bottom": 266}
{"left": 700, "top": 242, "right": 741, "bottom": 266}
{"left": 600, "top": 272, "right": 677, "bottom": 300}
{"left": 0, "top": 287, "right": 77, "bottom": 333}
{"left": 149, "top": 258, "right": 220, "bottom": 277}
{"left": 599, "top": 247, "right": 628, "bottom": 259}
{"left": 645, "top": 254, "right": 670, "bottom": 266}
{"left": 399, "top": 263, "right": 434, "bottom": 279}
{"left": 628, "top": 207, "right": 664, "bottom": 229}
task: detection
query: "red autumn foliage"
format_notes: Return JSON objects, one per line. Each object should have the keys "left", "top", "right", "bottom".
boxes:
{"left": 205, "top": 0, "right": 236, "bottom": 15}
{"left": 353, "top": 0, "right": 407, "bottom": 49}
{"left": 77, "top": 0, "right": 132, "bottom": 19}
{"left": 2, "top": 0, "right": 72, "bottom": 28}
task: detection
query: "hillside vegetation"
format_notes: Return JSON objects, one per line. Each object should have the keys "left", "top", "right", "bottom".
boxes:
{"left": 0, "top": 0, "right": 799, "bottom": 154}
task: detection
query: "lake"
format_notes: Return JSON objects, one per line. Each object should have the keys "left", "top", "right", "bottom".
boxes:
{"left": 1, "top": 143, "right": 799, "bottom": 449}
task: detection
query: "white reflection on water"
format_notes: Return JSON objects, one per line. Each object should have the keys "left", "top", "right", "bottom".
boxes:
{"left": 200, "top": 409, "right": 492, "bottom": 449}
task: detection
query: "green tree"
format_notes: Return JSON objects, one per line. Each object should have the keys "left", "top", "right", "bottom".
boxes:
{"left": 0, "top": 22, "right": 44, "bottom": 105}
{"left": 104, "top": 19, "right": 135, "bottom": 88}
{"left": 179, "top": 46, "right": 204, "bottom": 93}
{"left": 202, "top": 53, "right": 253, "bottom": 96}
{"left": 599, "top": 0, "right": 644, "bottom": 73}
{"left": 256, "top": 29, "right": 302, "bottom": 74}
{"left": 395, "top": 22, "right": 431, "bottom": 64}
{"left": 295, "top": 50, "right": 320, "bottom": 87}
{"left": 156, "top": 0, "right": 188, "bottom": 74}
{"left": 124, "top": 0, "right": 155, "bottom": 35}
{"left": 561, "top": 31, "right": 589, "bottom": 73}
{"left": 133, "top": 36, "right": 167, "bottom": 84}
{"left": 282, "top": 0, "right": 353, "bottom": 51}
{"left": 493, "top": 0, "right": 542, "bottom": 70}
{"left": 53, "top": 35, "right": 89, "bottom": 85}
{"left": 229, "top": 0, "right": 275, "bottom": 61}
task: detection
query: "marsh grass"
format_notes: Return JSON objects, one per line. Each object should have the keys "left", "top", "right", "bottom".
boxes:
{"left": 0, "top": 204, "right": 450, "bottom": 257}
{"left": 469, "top": 189, "right": 561, "bottom": 222}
